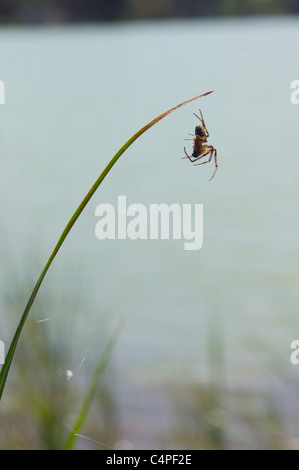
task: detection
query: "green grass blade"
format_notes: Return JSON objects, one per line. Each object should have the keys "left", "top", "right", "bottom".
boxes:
{"left": 64, "top": 321, "right": 123, "bottom": 450}
{"left": 0, "top": 90, "right": 214, "bottom": 401}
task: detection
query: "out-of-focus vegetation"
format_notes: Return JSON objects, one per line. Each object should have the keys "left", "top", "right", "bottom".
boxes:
{"left": 0, "top": 276, "right": 120, "bottom": 450}
{"left": 1, "top": 276, "right": 298, "bottom": 450}
{"left": 1, "top": 0, "right": 299, "bottom": 24}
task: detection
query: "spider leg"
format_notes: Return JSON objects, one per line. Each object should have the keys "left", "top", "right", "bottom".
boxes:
{"left": 184, "top": 143, "right": 210, "bottom": 163}
{"left": 183, "top": 147, "right": 194, "bottom": 162}
{"left": 183, "top": 147, "right": 202, "bottom": 163}
{"left": 185, "top": 134, "right": 206, "bottom": 142}
{"left": 194, "top": 110, "right": 209, "bottom": 138}
{"left": 193, "top": 111, "right": 203, "bottom": 124}
{"left": 192, "top": 145, "right": 216, "bottom": 165}
{"left": 193, "top": 146, "right": 218, "bottom": 180}
{"left": 209, "top": 148, "right": 218, "bottom": 181}
{"left": 192, "top": 151, "right": 213, "bottom": 165}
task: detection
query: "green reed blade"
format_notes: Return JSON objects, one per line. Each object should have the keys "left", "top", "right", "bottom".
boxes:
{"left": 64, "top": 320, "right": 123, "bottom": 450}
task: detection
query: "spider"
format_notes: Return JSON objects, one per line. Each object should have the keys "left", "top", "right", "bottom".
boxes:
{"left": 183, "top": 109, "right": 218, "bottom": 181}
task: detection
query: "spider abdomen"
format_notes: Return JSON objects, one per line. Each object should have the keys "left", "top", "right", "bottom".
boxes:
{"left": 192, "top": 139, "right": 203, "bottom": 156}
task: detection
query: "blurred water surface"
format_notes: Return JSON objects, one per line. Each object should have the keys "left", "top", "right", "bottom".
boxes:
{"left": 0, "top": 17, "right": 299, "bottom": 392}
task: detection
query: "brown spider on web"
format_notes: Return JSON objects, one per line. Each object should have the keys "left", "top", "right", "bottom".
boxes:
{"left": 183, "top": 109, "right": 218, "bottom": 181}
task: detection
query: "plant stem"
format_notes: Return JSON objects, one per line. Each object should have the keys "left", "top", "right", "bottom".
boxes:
{"left": 0, "top": 90, "right": 214, "bottom": 400}
{"left": 64, "top": 320, "right": 123, "bottom": 450}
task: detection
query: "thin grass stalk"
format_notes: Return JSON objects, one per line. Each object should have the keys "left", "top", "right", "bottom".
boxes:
{"left": 64, "top": 320, "right": 123, "bottom": 450}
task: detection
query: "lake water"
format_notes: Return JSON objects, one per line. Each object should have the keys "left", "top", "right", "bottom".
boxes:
{"left": 1, "top": 17, "right": 299, "bottom": 396}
